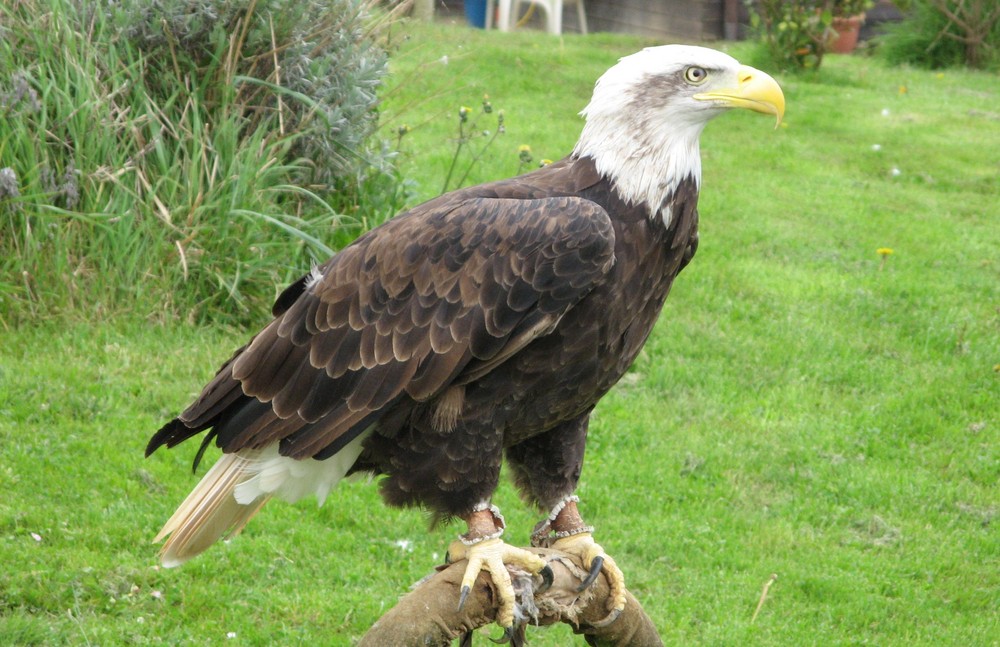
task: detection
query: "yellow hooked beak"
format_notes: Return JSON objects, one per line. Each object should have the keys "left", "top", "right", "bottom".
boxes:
{"left": 694, "top": 65, "right": 785, "bottom": 127}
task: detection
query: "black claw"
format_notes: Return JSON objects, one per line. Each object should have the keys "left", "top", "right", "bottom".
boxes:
{"left": 591, "top": 606, "right": 623, "bottom": 628}
{"left": 458, "top": 585, "right": 471, "bottom": 611}
{"left": 577, "top": 555, "right": 604, "bottom": 592}
{"left": 490, "top": 626, "right": 514, "bottom": 644}
{"left": 537, "top": 564, "right": 554, "bottom": 593}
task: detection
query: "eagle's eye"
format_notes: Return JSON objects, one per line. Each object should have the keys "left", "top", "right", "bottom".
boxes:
{"left": 684, "top": 66, "right": 709, "bottom": 85}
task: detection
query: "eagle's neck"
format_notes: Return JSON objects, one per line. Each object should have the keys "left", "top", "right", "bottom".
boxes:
{"left": 573, "top": 110, "right": 705, "bottom": 228}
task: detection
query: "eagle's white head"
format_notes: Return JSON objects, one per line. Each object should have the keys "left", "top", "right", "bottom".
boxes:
{"left": 574, "top": 45, "right": 784, "bottom": 221}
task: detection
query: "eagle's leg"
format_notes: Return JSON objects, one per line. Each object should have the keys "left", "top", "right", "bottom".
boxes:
{"left": 446, "top": 502, "right": 553, "bottom": 630}
{"left": 530, "top": 495, "right": 626, "bottom": 625}
{"left": 507, "top": 416, "right": 627, "bottom": 625}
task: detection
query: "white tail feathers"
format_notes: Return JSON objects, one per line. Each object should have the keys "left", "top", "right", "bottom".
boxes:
{"left": 232, "top": 432, "right": 370, "bottom": 507}
{"left": 154, "top": 429, "right": 372, "bottom": 567}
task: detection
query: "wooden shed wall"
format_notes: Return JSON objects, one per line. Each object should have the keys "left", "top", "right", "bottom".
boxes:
{"left": 424, "top": 1, "right": 733, "bottom": 41}
{"left": 585, "top": 0, "right": 724, "bottom": 41}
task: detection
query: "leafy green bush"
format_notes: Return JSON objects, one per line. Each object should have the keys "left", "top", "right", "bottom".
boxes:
{"left": 747, "top": 0, "right": 877, "bottom": 71}
{"left": 878, "top": 0, "right": 1000, "bottom": 70}
{"left": 747, "top": 0, "right": 836, "bottom": 71}
{"left": 0, "top": 0, "right": 406, "bottom": 326}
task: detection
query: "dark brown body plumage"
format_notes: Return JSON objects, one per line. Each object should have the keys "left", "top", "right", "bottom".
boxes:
{"left": 147, "top": 154, "right": 700, "bottom": 522}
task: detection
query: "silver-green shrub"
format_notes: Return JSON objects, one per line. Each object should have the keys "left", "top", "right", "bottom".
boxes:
{"left": 113, "top": 0, "right": 392, "bottom": 186}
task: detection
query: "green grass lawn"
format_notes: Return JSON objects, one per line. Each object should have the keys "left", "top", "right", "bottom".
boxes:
{"left": 2, "top": 20, "right": 998, "bottom": 646}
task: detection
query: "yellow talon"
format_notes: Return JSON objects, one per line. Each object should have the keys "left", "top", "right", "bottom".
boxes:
{"left": 551, "top": 532, "right": 626, "bottom": 623}
{"left": 447, "top": 537, "right": 548, "bottom": 628}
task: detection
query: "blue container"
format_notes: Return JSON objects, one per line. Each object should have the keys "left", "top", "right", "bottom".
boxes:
{"left": 465, "top": 0, "right": 487, "bottom": 29}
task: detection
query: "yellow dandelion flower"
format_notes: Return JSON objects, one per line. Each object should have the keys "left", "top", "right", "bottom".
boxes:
{"left": 518, "top": 144, "right": 531, "bottom": 153}
{"left": 876, "top": 247, "right": 894, "bottom": 271}
{"left": 898, "top": 85, "right": 907, "bottom": 95}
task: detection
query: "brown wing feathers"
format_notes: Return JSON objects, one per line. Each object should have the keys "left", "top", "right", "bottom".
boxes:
{"left": 147, "top": 191, "right": 616, "bottom": 467}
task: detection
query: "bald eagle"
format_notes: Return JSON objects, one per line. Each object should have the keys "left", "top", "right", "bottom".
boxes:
{"left": 147, "top": 45, "right": 784, "bottom": 631}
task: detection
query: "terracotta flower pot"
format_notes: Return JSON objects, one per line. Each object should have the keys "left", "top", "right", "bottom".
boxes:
{"left": 830, "top": 14, "right": 864, "bottom": 54}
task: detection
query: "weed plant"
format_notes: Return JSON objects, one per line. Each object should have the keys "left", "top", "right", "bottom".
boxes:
{"left": 438, "top": 96, "right": 507, "bottom": 193}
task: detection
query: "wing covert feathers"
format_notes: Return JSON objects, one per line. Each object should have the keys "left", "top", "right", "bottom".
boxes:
{"left": 211, "top": 193, "right": 614, "bottom": 459}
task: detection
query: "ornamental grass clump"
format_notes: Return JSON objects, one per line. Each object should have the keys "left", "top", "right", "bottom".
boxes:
{"left": 0, "top": 0, "right": 409, "bottom": 326}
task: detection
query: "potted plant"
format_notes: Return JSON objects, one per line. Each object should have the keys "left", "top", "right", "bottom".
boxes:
{"left": 829, "top": 0, "right": 874, "bottom": 53}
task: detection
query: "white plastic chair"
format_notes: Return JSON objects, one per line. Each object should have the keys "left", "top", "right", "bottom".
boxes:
{"left": 490, "top": 0, "right": 589, "bottom": 35}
